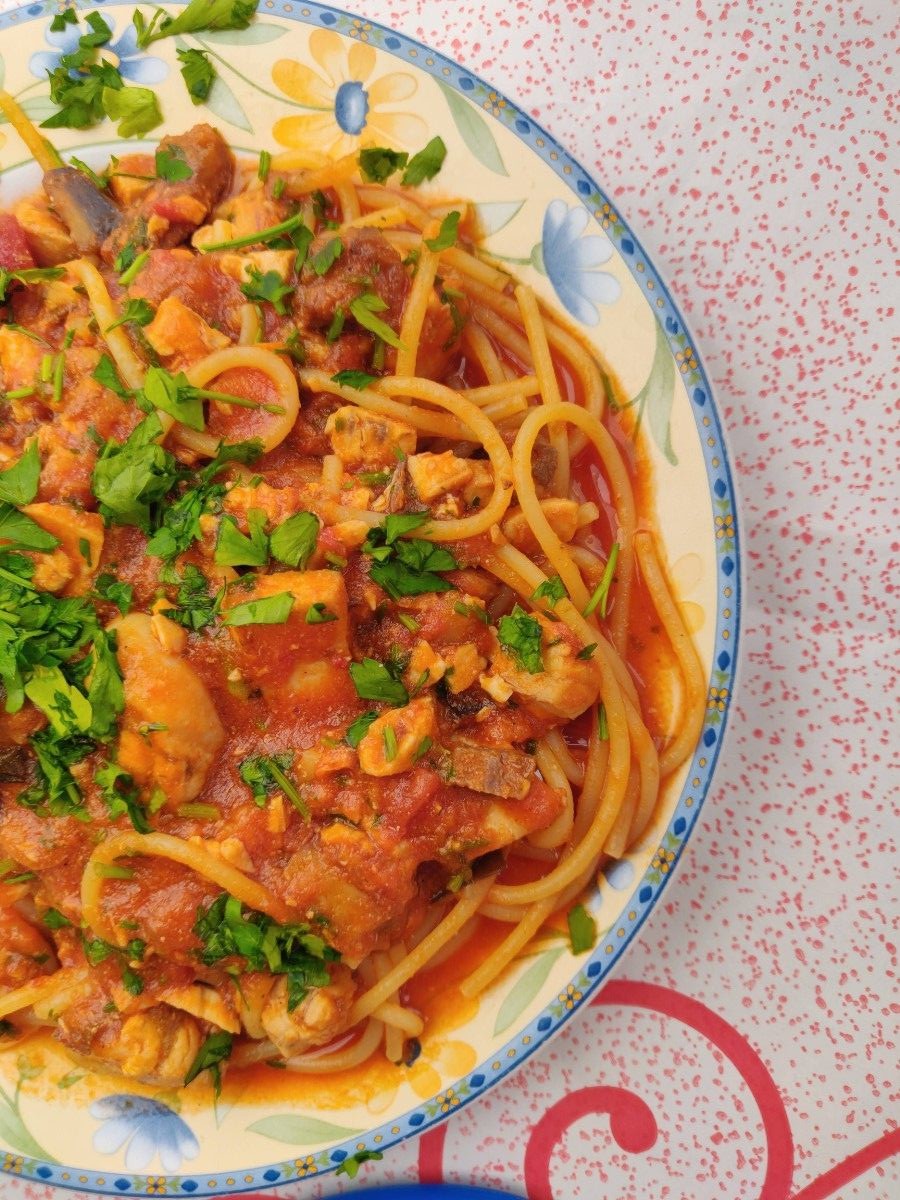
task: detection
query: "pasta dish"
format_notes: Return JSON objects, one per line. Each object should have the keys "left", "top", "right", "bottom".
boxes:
{"left": 0, "top": 101, "right": 704, "bottom": 1092}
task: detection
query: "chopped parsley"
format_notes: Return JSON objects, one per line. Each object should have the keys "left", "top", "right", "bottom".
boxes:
{"left": 184, "top": 1030, "right": 233, "bottom": 1097}
{"left": 345, "top": 711, "right": 377, "bottom": 748}
{"left": 107, "top": 297, "right": 155, "bottom": 331}
{"left": 577, "top": 642, "right": 598, "bottom": 660}
{"left": 331, "top": 369, "right": 377, "bottom": 391}
{"left": 335, "top": 1150, "right": 384, "bottom": 1179}
{"left": 363, "top": 512, "right": 458, "bottom": 599}
{"left": 100, "top": 85, "right": 162, "bottom": 139}
{"left": 167, "top": 565, "right": 221, "bottom": 632}
{"left": 309, "top": 236, "right": 343, "bottom": 277}
{"left": 240, "top": 266, "right": 294, "bottom": 315}
{"left": 95, "top": 760, "right": 150, "bottom": 833}
{"left": 0, "top": 267, "right": 64, "bottom": 305}
{"left": 305, "top": 602, "right": 337, "bottom": 624}
{"left": 193, "top": 892, "right": 338, "bottom": 1012}
{"left": 269, "top": 510, "right": 319, "bottom": 569}
{"left": 198, "top": 210, "right": 309, "bottom": 253}
{"left": 134, "top": 0, "right": 259, "bottom": 48}
{"left": 497, "top": 606, "right": 544, "bottom": 674}
{"left": 349, "top": 657, "right": 408, "bottom": 707}
{"left": 155, "top": 145, "right": 194, "bottom": 182}
{"left": 92, "top": 354, "right": 131, "bottom": 401}
{"left": 177, "top": 47, "right": 215, "bottom": 104}
{"left": 0, "top": 442, "right": 41, "bottom": 506}
{"left": 238, "top": 752, "right": 307, "bottom": 815}
{"left": 223, "top": 591, "right": 294, "bottom": 627}
{"left": 567, "top": 903, "right": 597, "bottom": 954}
{"left": 531, "top": 576, "right": 567, "bottom": 609}
{"left": 401, "top": 136, "right": 447, "bottom": 186}
{"left": 349, "top": 292, "right": 404, "bottom": 350}
{"left": 358, "top": 146, "right": 409, "bottom": 183}
{"left": 583, "top": 542, "right": 620, "bottom": 619}
{"left": 91, "top": 414, "right": 181, "bottom": 531}
{"left": 424, "top": 210, "right": 461, "bottom": 252}
{"left": 214, "top": 509, "right": 269, "bottom": 568}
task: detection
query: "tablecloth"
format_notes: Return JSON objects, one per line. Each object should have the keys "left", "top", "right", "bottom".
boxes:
{"left": 0, "top": 0, "right": 896, "bottom": 1196}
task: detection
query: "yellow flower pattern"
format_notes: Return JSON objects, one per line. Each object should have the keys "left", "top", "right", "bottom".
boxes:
{"left": 272, "top": 29, "right": 426, "bottom": 156}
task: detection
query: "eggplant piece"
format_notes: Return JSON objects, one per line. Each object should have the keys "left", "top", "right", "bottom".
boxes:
{"left": 42, "top": 168, "right": 121, "bottom": 255}
{"left": 0, "top": 746, "right": 30, "bottom": 783}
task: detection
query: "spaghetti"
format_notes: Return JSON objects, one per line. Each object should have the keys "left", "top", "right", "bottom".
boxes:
{"left": 0, "top": 112, "right": 705, "bottom": 1094}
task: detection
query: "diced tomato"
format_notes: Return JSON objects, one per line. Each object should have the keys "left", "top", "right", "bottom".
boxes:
{"left": 0, "top": 214, "right": 35, "bottom": 271}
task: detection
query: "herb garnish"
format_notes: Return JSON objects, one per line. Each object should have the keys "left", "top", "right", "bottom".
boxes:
{"left": 134, "top": 0, "right": 259, "bottom": 48}
{"left": 349, "top": 657, "right": 409, "bottom": 707}
{"left": 363, "top": 512, "right": 458, "bottom": 599}
{"left": 497, "top": 606, "right": 544, "bottom": 674}
{"left": 583, "top": 542, "right": 620, "bottom": 619}
{"left": 193, "top": 892, "right": 337, "bottom": 1012}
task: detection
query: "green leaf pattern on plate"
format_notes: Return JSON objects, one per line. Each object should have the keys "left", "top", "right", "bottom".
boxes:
{"left": 493, "top": 944, "right": 567, "bottom": 1036}
{"left": 247, "top": 1114, "right": 364, "bottom": 1144}
{"left": 437, "top": 78, "right": 507, "bottom": 176}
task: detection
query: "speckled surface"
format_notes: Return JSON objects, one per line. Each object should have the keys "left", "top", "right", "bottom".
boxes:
{"left": 0, "top": 0, "right": 896, "bottom": 1196}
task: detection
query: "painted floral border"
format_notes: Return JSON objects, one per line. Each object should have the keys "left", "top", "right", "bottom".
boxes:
{"left": 0, "top": 0, "right": 741, "bottom": 1193}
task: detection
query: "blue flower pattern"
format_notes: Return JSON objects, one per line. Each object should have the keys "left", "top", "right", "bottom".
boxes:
{"left": 541, "top": 198, "right": 620, "bottom": 325}
{"left": 29, "top": 17, "right": 168, "bottom": 86}
{"left": 91, "top": 1095, "right": 199, "bottom": 1172}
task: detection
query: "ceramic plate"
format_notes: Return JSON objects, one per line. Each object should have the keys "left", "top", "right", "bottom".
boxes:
{"left": 0, "top": 2, "right": 740, "bottom": 1193}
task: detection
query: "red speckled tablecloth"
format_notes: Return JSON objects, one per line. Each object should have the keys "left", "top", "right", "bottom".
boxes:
{"left": 0, "top": 0, "right": 896, "bottom": 1196}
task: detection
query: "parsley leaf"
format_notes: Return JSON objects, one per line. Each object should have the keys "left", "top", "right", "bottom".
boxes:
{"left": 167, "top": 566, "right": 221, "bottom": 632}
{"left": 155, "top": 145, "right": 194, "bottom": 182}
{"left": 91, "top": 414, "right": 181, "bottom": 531}
{"left": 424, "top": 210, "right": 461, "bottom": 252}
{"left": 345, "top": 711, "right": 377, "bottom": 748}
{"left": 531, "top": 576, "right": 566, "bottom": 609}
{"left": 305, "top": 602, "right": 336, "bottom": 624}
{"left": 86, "top": 628, "right": 125, "bottom": 740}
{"left": 17, "top": 728, "right": 94, "bottom": 818}
{"left": 0, "top": 267, "right": 64, "bottom": 305}
{"left": 176, "top": 47, "right": 215, "bottom": 104}
{"left": 184, "top": 1029, "right": 233, "bottom": 1096}
{"left": 0, "top": 507, "right": 58, "bottom": 552}
{"left": 143, "top": 364, "right": 204, "bottom": 430}
{"left": 309, "top": 236, "right": 343, "bottom": 276}
{"left": 223, "top": 591, "right": 294, "bottom": 627}
{"left": 497, "top": 605, "right": 544, "bottom": 673}
{"left": 50, "top": 9, "right": 78, "bottom": 32}
{"left": 363, "top": 512, "right": 457, "bottom": 599}
{"left": 135, "top": 0, "right": 259, "bottom": 48}
{"left": 583, "top": 542, "right": 620, "bottom": 619}
{"left": 238, "top": 752, "right": 307, "bottom": 816}
{"left": 93, "top": 573, "right": 133, "bottom": 615}
{"left": 107, "top": 297, "right": 155, "bottom": 330}
{"left": 95, "top": 760, "right": 150, "bottom": 833}
{"left": 349, "top": 657, "right": 409, "bottom": 706}
{"left": 92, "top": 353, "right": 131, "bottom": 399}
{"left": 401, "top": 136, "right": 447, "bottom": 186}
{"left": 42, "top": 907, "right": 72, "bottom": 929}
{"left": 194, "top": 892, "right": 337, "bottom": 1013}
{"left": 331, "top": 369, "right": 378, "bottom": 392}
{"left": 567, "top": 903, "right": 597, "bottom": 954}
{"left": 349, "top": 292, "right": 404, "bottom": 350}
{"left": 335, "top": 1150, "right": 384, "bottom": 1179}
{"left": 0, "top": 442, "right": 41, "bottom": 506}
{"left": 24, "top": 665, "right": 92, "bottom": 737}
{"left": 358, "top": 146, "right": 409, "bottom": 183}
{"left": 215, "top": 509, "right": 269, "bottom": 567}
{"left": 101, "top": 85, "right": 162, "bottom": 139}
{"left": 240, "top": 266, "right": 294, "bottom": 315}
{"left": 269, "top": 511, "right": 319, "bottom": 568}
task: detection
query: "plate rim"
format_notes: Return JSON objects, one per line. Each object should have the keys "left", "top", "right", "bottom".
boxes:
{"left": 0, "top": 1, "right": 742, "bottom": 1193}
